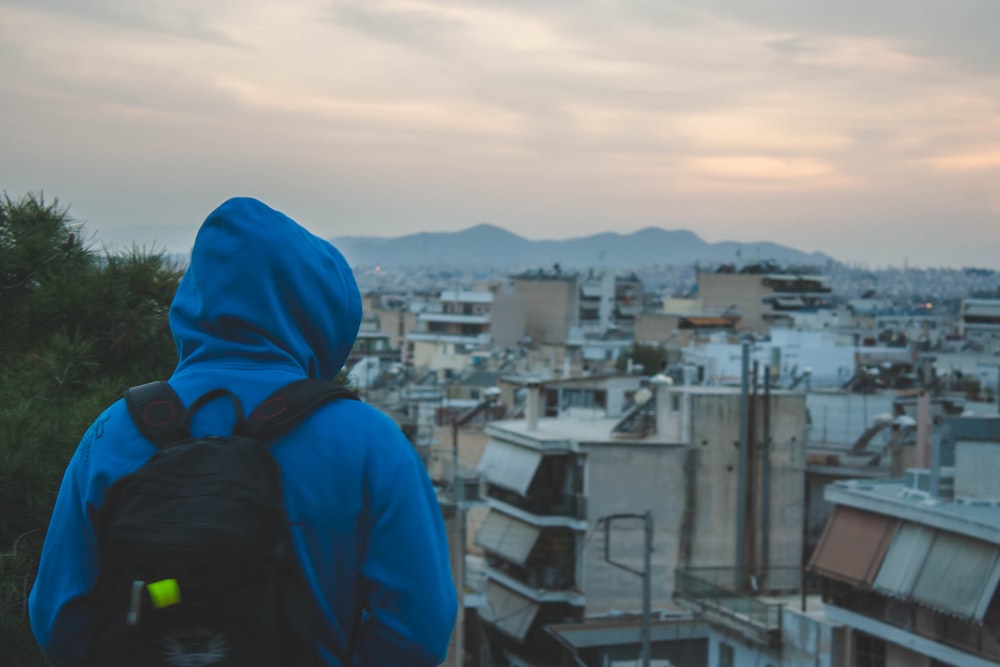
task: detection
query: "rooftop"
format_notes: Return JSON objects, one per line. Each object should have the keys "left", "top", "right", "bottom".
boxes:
{"left": 826, "top": 477, "right": 1000, "bottom": 545}
{"left": 486, "top": 416, "right": 678, "bottom": 448}
{"left": 439, "top": 289, "right": 493, "bottom": 303}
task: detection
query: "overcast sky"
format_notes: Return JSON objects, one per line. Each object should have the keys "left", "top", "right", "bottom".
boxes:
{"left": 2, "top": 0, "right": 999, "bottom": 268}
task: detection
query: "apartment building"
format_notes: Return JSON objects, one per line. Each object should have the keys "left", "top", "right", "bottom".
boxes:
{"left": 578, "top": 270, "right": 644, "bottom": 337}
{"left": 407, "top": 289, "right": 526, "bottom": 379}
{"left": 471, "top": 378, "right": 807, "bottom": 667}
{"left": 362, "top": 291, "right": 417, "bottom": 352}
{"left": 697, "top": 267, "right": 833, "bottom": 333}
{"left": 511, "top": 268, "right": 644, "bottom": 346}
{"left": 808, "top": 415, "right": 1000, "bottom": 666}
{"left": 511, "top": 269, "right": 581, "bottom": 346}
{"left": 960, "top": 298, "right": 1000, "bottom": 354}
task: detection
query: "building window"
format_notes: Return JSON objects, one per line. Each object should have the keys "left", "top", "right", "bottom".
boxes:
{"left": 853, "top": 632, "right": 886, "bottom": 667}
{"left": 671, "top": 394, "right": 681, "bottom": 411}
{"left": 562, "top": 389, "right": 606, "bottom": 410}
{"left": 718, "top": 642, "right": 734, "bottom": 667}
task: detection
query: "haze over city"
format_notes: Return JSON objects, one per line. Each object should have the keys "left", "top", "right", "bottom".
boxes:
{"left": 2, "top": 0, "right": 999, "bottom": 268}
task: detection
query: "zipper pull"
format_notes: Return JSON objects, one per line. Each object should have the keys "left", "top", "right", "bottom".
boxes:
{"left": 126, "top": 580, "right": 144, "bottom": 626}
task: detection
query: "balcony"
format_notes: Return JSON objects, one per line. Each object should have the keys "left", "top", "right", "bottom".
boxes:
{"left": 673, "top": 567, "right": 790, "bottom": 647}
{"left": 826, "top": 583, "right": 1000, "bottom": 664}
{"left": 487, "top": 556, "right": 576, "bottom": 592}
{"left": 487, "top": 485, "right": 587, "bottom": 520}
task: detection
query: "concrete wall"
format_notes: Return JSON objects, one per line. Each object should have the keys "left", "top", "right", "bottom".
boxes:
{"left": 684, "top": 392, "right": 742, "bottom": 568}
{"left": 513, "top": 277, "right": 579, "bottom": 345}
{"left": 579, "top": 443, "right": 689, "bottom": 614}
{"left": 955, "top": 440, "right": 1000, "bottom": 500}
{"left": 703, "top": 606, "right": 843, "bottom": 667}
{"left": 780, "top": 607, "right": 842, "bottom": 667}
{"left": 578, "top": 387, "right": 807, "bottom": 616}
{"left": 634, "top": 312, "right": 685, "bottom": 346}
{"left": 490, "top": 288, "right": 527, "bottom": 349}
{"left": 683, "top": 390, "right": 807, "bottom": 572}
{"left": 697, "top": 273, "right": 769, "bottom": 332}
{"left": 756, "top": 392, "right": 809, "bottom": 572}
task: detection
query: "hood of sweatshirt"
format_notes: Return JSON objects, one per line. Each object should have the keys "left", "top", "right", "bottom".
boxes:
{"left": 169, "top": 197, "right": 361, "bottom": 379}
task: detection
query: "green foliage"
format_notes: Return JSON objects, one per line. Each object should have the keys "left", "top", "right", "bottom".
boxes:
{"left": 0, "top": 193, "right": 182, "bottom": 665}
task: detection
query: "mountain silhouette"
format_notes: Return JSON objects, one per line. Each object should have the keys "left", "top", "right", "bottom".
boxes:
{"left": 331, "top": 224, "right": 830, "bottom": 268}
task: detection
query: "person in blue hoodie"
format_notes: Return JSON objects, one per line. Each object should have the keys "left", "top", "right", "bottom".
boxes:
{"left": 29, "top": 197, "right": 457, "bottom": 665}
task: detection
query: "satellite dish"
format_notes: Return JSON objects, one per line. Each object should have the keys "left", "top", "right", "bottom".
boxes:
{"left": 634, "top": 388, "right": 653, "bottom": 406}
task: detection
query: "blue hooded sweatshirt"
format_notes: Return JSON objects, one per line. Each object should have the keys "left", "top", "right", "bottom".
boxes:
{"left": 29, "top": 197, "right": 457, "bottom": 666}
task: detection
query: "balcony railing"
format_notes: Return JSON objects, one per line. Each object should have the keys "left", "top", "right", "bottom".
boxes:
{"left": 487, "top": 485, "right": 587, "bottom": 520}
{"left": 674, "top": 567, "right": 787, "bottom": 646}
{"left": 487, "top": 557, "right": 576, "bottom": 592}
{"left": 828, "top": 584, "right": 1000, "bottom": 664}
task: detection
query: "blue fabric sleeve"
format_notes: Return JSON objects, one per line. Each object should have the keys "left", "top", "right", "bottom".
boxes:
{"left": 28, "top": 420, "right": 104, "bottom": 662}
{"left": 355, "top": 437, "right": 457, "bottom": 667}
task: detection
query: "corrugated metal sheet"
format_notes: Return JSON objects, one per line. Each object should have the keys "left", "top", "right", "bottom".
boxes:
{"left": 911, "top": 532, "right": 1000, "bottom": 622}
{"left": 480, "top": 580, "right": 540, "bottom": 641}
{"left": 807, "top": 506, "right": 898, "bottom": 586}
{"left": 478, "top": 440, "right": 542, "bottom": 495}
{"left": 475, "top": 510, "right": 541, "bottom": 566}
{"left": 873, "top": 522, "right": 934, "bottom": 599}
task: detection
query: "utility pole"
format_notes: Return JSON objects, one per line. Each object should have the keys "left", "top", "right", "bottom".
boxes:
{"left": 737, "top": 337, "right": 750, "bottom": 590}
{"left": 449, "top": 389, "right": 500, "bottom": 667}
{"left": 603, "top": 511, "right": 654, "bottom": 667}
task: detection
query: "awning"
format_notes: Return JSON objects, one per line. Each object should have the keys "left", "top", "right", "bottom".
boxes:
{"left": 911, "top": 532, "right": 1000, "bottom": 622}
{"left": 873, "top": 522, "right": 935, "bottom": 599}
{"left": 807, "top": 506, "right": 898, "bottom": 587}
{"left": 680, "top": 316, "right": 735, "bottom": 329}
{"left": 475, "top": 510, "right": 541, "bottom": 566}
{"left": 480, "top": 580, "right": 540, "bottom": 641}
{"left": 478, "top": 440, "right": 542, "bottom": 495}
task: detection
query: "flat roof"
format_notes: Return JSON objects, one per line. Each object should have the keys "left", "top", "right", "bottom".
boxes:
{"left": 487, "top": 416, "right": 678, "bottom": 447}
{"left": 417, "top": 312, "right": 490, "bottom": 324}
{"left": 439, "top": 290, "right": 493, "bottom": 303}
{"left": 547, "top": 617, "right": 708, "bottom": 649}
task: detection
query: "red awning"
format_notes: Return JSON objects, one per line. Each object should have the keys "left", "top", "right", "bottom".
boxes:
{"left": 808, "top": 506, "right": 899, "bottom": 587}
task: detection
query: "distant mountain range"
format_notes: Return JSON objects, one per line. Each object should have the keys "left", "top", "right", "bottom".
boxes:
{"left": 331, "top": 224, "right": 832, "bottom": 269}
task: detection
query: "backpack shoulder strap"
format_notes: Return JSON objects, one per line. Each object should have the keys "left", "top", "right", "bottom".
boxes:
{"left": 123, "top": 381, "right": 189, "bottom": 447}
{"left": 240, "top": 379, "right": 360, "bottom": 441}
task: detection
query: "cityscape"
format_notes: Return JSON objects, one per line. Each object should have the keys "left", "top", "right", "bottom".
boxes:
{"left": 4, "top": 0, "right": 999, "bottom": 664}
{"left": 342, "top": 252, "right": 1000, "bottom": 667}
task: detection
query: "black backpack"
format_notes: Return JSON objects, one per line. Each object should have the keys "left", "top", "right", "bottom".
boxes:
{"left": 93, "top": 378, "right": 358, "bottom": 667}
